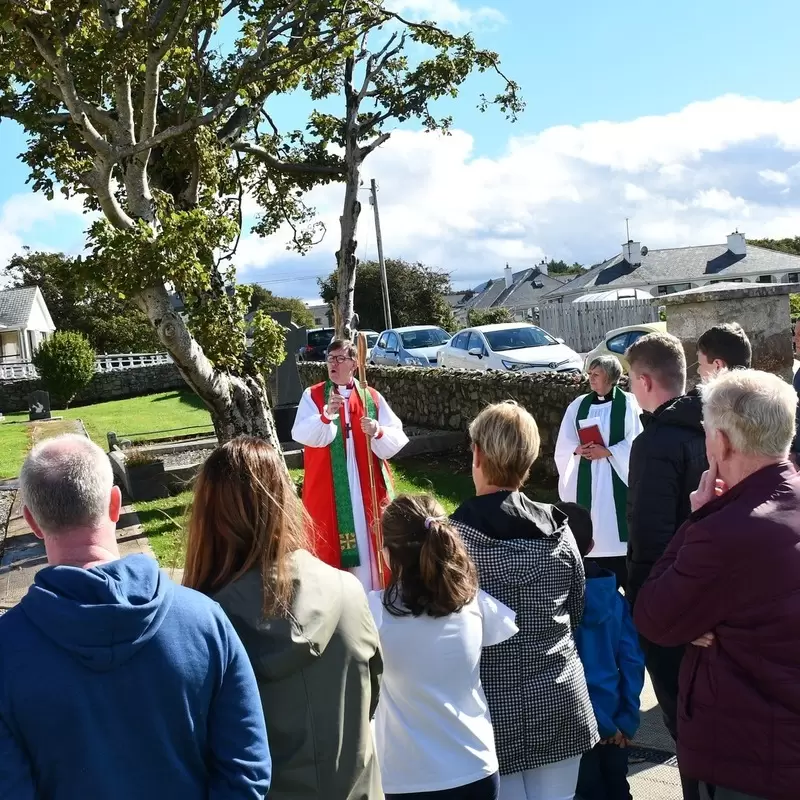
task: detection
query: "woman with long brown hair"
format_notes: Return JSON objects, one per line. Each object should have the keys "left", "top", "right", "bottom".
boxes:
{"left": 184, "top": 436, "right": 383, "bottom": 800}
{"left": 368, "top": 494, "right": 518, "bottom": 800}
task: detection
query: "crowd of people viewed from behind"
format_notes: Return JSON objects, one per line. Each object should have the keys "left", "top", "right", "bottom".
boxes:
{"left": 1, "top": 321, "right": 800, "bottom": 800}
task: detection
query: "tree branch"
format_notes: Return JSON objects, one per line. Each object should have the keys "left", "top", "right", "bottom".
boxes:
{"left": 358, "top": 131, "right": 390, "bottom": 159}
{"left": 83, "top": 160, "right": 135, "bottom": 230}
{"left": 232, "top": 142, "right": 344, "bottom": 176}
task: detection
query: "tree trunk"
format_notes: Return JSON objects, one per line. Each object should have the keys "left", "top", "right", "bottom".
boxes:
{"left": 335, "top": 163, "right": 361, "bottom": 340}
{"left": 135, "top": 284, "right": 282, "bottom": 451}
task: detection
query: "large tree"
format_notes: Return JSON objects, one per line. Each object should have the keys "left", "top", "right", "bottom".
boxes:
{"left": 7, "top": 248, "right": 160, "bottom": 353}
{"left": 319, "top": 259, "right": 457, "bottom": 332}
{"left": 0, "top": 0, "right": 518, "bottom": 443}
{"left": 248, "top": 284, "right": 314, "bottom": 328}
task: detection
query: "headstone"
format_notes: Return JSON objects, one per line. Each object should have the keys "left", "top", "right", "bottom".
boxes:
{"left": 28, "top": 390, "right": 52, "bottom": 421}
{"left": 269, "top": 311, "right": 306, "bottom": 407}
{"left": 663, "top": 282, "right": 797, "bottom": 385}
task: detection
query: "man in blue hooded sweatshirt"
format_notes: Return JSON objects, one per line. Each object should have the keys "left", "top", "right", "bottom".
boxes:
{"left": 558, "top": 502, "right": 645, "bottom": 800}
{"left": 0, "top": 434, "right": 271, "bottom": 800}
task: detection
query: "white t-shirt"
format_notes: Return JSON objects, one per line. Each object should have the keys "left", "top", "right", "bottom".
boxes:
{"left": 368, "top": 589, "right": 518, "bottom": 794}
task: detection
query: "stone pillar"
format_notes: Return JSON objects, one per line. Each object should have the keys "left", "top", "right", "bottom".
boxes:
{"left": 663, "top": 282, "right": 795, "bottom": 384}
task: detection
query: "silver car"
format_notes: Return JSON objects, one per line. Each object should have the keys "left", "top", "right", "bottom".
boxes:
{"left": 370, "top": 325, "right": 451, "bottom": 367}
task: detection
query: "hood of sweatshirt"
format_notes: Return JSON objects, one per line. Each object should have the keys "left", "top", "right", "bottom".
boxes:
{"left": 645, "top": 393, "right": 705, "bottom": 434}
{"left": 19, "top": 554, "right": 174, "bottom": 672}
{"left": 582, "top": 561, "right": 617, "bottom": 627}
{"left": 213, "top": 549, "right": 348, "bottom": 682}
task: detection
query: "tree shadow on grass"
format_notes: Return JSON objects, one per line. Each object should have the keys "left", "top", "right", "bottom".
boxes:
{"left": 136, "top": 496, "right": 191, "bottom": 570}
{"left": 150, "top": 390, "right": 208, "bottom": 412}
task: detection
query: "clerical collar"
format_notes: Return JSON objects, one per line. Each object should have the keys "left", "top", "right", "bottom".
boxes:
{"left": 337, "top": 381, "right": 355, "bottom": 391}
{"left": 592, "top": 393, "right": 611, "bottom": 405}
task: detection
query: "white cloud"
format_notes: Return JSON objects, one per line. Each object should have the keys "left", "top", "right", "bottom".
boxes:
{"left": 238, "top": 94, "right": 800, "bottom": 299}
{"left": 388, "top": 0, "right": 505, "bottom": 28}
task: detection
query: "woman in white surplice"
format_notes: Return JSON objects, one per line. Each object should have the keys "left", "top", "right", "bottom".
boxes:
{"left": 555, "top": 355, "right": 642, "bottom": 590}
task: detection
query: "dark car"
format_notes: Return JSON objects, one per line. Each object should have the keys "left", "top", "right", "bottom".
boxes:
{"left": 298, "top": 327, "right": 335, "bottom": 362}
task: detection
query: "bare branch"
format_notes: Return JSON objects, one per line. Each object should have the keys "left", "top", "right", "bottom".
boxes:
{"left": 358, "top": 131, "right": 391, "bottom": 159}
{"left": 83, "top": 160, "right": 135, "bottom": 230}
{"left": 358, "top": 32, "right": 404, "bottom": 102}
{"left": 115, "top": 74, "right": 135, "bottom": 144}
{"left": 232, "top": 142, "right": 344, "bottom": 177}
{"left": 23, "top": 26, "right": 113, "bottom": 156}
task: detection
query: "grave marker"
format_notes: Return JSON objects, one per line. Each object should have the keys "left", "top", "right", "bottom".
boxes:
{"left": 28, "top": 390, "right": 52, "bottom": 421}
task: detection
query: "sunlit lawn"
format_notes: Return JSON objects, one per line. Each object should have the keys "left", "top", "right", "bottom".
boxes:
{"left": 0, "top": 390, "right": 212, "bottom": 479}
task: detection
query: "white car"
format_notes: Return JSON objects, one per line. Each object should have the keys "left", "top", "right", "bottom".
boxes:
{"left": 439, "top": 323, "right": 583, "bottom": 374}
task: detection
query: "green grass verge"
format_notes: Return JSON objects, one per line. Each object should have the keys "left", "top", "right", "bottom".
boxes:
{"left": 136, "top": 456, "right": 557, "bottom": 569}
{"left": 0, "top": 391, "right": 212, "bottom": 479}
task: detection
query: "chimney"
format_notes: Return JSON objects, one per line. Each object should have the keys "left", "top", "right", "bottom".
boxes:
{"left": 727, "top": 230, "right": 746, "bottom": 256}
{"left": 504, "top": 264, "right": 513, "bottom": 289}
{"left": 538, "top": 259, "right": 548, "bottom": 276}
{"left": 622, "top": 240, "right": 642, "bottom": 266}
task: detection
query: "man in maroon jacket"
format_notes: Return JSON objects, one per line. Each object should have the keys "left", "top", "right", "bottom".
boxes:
{"left": 635, "top": 369, "right": 800, "bottom": 800}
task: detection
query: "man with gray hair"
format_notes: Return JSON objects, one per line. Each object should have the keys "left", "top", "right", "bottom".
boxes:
{"left": 0, "top": 435, "right": 271, "bottom": 799}
{"left": 635, "top": 370, "right": 800, "bottom": 800}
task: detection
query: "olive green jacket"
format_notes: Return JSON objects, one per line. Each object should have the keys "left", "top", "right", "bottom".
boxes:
{"left": 214, "top": 551, "right": 383, "bottom": 800}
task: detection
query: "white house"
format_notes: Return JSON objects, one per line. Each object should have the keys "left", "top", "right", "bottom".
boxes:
{"left": 543, "top": 232, "right": 800, "bottom": 303}
{"left": 0, "top": 286, "right": 56, "bottom": 363}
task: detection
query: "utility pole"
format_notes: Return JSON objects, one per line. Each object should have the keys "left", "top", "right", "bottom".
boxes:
{"left": 369, "top": 178, "right": 392, "bottom": 330}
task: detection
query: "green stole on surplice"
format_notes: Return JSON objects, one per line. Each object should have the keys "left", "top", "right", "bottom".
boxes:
{"left": 575, "top": 386, "right": 629, "bottom": 542}
{"left": 323, "top": 380, "right": 394, "bottom": 568}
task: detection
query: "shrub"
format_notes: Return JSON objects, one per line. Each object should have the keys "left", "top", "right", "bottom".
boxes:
{"left": 124, "top": 448, "right": 161, "bottom": 467}
{"left": 32, "top": 331, "right": 96, "bottom": 408}
{"left": 467, "top": 307, "right": 514, "bottom": 327}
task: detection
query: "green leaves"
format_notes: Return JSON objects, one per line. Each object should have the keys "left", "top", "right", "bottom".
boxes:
{"left": 32, "top": 330, "right": 97, "bottom": 408}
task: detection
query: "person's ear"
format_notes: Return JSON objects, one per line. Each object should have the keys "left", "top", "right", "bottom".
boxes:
{"left": 472, "top": 444, "right": 482, "bottom": 469}
{"left": 642, "top": 374, "right": 653, "bottom": 393}
{"left": 23, "top": 507, "right": 45, "bottom": 540}
{"left": 716, "top": 429, "right": 734, "bottom": 462}
{"left": 109, "top": 485, "right": 122, "bottom": 524}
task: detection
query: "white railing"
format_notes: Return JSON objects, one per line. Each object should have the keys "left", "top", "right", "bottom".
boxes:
{"left": 0, "top": 352, "right": 172, "bottom": 381}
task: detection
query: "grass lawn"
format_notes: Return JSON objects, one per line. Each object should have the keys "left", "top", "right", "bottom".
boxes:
{"left": 136, "top": 455, "right": 558, "bottom": 569}
{"left": 0, "top": 390, "right": 212, "bottom": 479}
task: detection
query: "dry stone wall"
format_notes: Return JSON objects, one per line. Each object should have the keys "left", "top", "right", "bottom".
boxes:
{"left": 298, "top": 363, "right": 590, "bottom": 477}
{"left": 0, "top": 362, "right": 186, "bottom": 413}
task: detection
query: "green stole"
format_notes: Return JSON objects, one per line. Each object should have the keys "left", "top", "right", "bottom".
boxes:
{"left": 576, "top": 386, "right": 629, "bottom": 542}
{"left": 324, "top": 380, "right": 394, "bottom": 568}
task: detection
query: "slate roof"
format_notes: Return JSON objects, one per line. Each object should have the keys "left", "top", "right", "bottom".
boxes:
{"left": 0, "top": 287, "right": 38, "bottom": 328}
{"left": 544, "top": 243, "right": 800, "bottom": 300}
{"left": 463, "top": 268, "right": 567, "bottom": 311}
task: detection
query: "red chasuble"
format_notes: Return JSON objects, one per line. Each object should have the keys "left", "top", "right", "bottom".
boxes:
{"left": 302, "top": 381, "right": 393, "bottom": 586}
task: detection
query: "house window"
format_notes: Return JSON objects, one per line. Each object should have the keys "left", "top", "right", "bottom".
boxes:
{"left": 757, "top": 275, "right": 773, "bottom": 284}
{"left": 709, "top": 278, "right": 743, "bottom": 284}
{"left": 788, "top": 273, "right": 799, "bottom": 283}
{"left": 0, "top": 331, "right": 20, "bottom": 361}
{"left": 657, "top": 283, "right": 692, "bottom": 295}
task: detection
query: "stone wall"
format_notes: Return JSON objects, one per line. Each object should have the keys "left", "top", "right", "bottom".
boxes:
{"left": 298, "top": 364, "right": 589, "bottom": 478}
{"left": 0, "top": 362, "right": 186, "bottom": 413}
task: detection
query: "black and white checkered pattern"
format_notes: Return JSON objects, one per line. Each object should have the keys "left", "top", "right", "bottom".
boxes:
{"left": 453, "top": 519, "right": 599, "bottom": 776}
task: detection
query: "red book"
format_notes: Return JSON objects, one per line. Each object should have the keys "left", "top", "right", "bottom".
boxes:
{"left": 578, "top": 421, "right": 605, "bottom": 447}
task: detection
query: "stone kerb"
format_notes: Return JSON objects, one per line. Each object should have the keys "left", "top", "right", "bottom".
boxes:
{"left": 0, "top": 362, "right": 186, "bottom": 413}
{"left": 297, "top": 363, "right": 588, "bottom": 477}
{"left": 663, "top": 282, "right": 797, "bottom": 384}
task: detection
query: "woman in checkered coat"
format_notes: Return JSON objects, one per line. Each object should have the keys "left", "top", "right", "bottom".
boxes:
{"left": 451, "top": 401, "right": 599, "bottom": 800}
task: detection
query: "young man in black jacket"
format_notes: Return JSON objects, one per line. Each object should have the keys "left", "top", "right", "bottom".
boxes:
{"left": 625, "top": 331, "right": 708, "bottom": 800}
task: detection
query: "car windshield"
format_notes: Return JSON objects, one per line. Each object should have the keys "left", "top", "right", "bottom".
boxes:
{"left": 308, "top": 329, "right": 334, "bottom": 347}
{"left": 400, "top": 328, "right": 450, "bottom": 348}
{"left": 366, "top": 333, "right": 379, "bottom": 347}
{"left": 484, "top": 326, "right": 556, "bottom": 352}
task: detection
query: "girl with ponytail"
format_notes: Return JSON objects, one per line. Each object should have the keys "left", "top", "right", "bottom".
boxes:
{"left": 368, "top": 494, "right": 518, "bottom": 800}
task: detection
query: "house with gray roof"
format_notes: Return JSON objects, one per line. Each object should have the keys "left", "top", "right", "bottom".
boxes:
{"left": 453, "top": 265, "right": 568, "bottom": 322}
{"left": 0, "top": 286, "right": 56, "bottom": 364}
{"left": 543, "top": 232, "right": 800, "bottom": 303}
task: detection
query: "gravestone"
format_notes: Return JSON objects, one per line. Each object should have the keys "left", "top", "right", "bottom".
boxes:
{"left": 269, "top": 311, "right": 307, "bottom": 443}
{"left": 28, "top": 390, "right": 52, "bottom": 421}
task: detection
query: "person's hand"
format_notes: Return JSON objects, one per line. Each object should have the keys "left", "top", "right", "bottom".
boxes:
{"left": 690, "top": 460, "right": 727, "bottom": 511}
{"left": 325, "top": 393, "right": 345, "bottom": 418}
{"left": 574, "top": 444, "right": 591, "bottom": 456}
{"left": 585, "top": 444, "right": 611, "bottom": 460}
{"left": 361, "top": 417, "right": 380, "bottom": 438}
{"left": 691, "top": 632, "right": 715, "bottom": 648}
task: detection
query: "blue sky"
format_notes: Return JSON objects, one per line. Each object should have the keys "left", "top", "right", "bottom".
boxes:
{"left": 2, "top": 0, "right": 800, "bottom": 301}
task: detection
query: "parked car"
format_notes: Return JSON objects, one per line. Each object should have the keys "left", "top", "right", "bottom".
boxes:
{"left": 439, "top": 323, "right": 583, "bottom": 374}
{"left": 297, "top": 327, "right": 335, "bottom": 362}
{"left": 370, "top": 326, "right": 451, "bottom": 367}
{"left": 357, "top": 330, "right": 380, "bottom": 360}
{"left": 583, "top": 321, "right": 667, "bottom": 373}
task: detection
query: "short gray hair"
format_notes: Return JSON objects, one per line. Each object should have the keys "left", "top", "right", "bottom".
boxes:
{"left": 588, "top": 355, "right": 623, "bottom": 385}
{"left": 701, "top": 369, "right": 797, "bottom": 459}
{"left": 20, "top": 435, "right": 114, "bottom": 533}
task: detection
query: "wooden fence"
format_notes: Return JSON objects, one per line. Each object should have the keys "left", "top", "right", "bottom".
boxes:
{"left": 538, "top": 299, "right": 660, "bottom": 353}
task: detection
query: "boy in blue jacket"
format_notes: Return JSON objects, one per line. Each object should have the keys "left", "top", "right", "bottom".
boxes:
{"left": 558, "top": 502, "right": 645, "bottom": 800}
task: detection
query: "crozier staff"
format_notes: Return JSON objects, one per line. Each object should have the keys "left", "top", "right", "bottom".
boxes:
{"left": 292, "top": 338, "right": 408, "bottom": 592}
{"left": 555, "top": 355, "right": 642, "bottom": 590}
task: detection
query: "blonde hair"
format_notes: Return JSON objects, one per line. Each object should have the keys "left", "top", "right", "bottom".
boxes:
{"left": 382, "top": 494, "right": 477, "bottom": 618}
{"left": 469, "top": 401, "right": 541, "bottom": 488}
{"left": 183, "top": 436, "right": 308, "bottom": 615}
{"left": 701, "top": 369, "right": 797, "bottom": 459}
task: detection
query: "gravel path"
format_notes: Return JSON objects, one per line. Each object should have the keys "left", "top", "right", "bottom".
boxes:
{"left": 161, "top": 448, "right": 215, "bottom": 468}
{"left": 0, "top": 489, "right": 16, "bottom": 568}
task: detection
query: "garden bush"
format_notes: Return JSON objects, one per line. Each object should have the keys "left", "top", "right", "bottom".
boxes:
{"left": 32, "top": 331, "right": 96, "bottom": 407}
